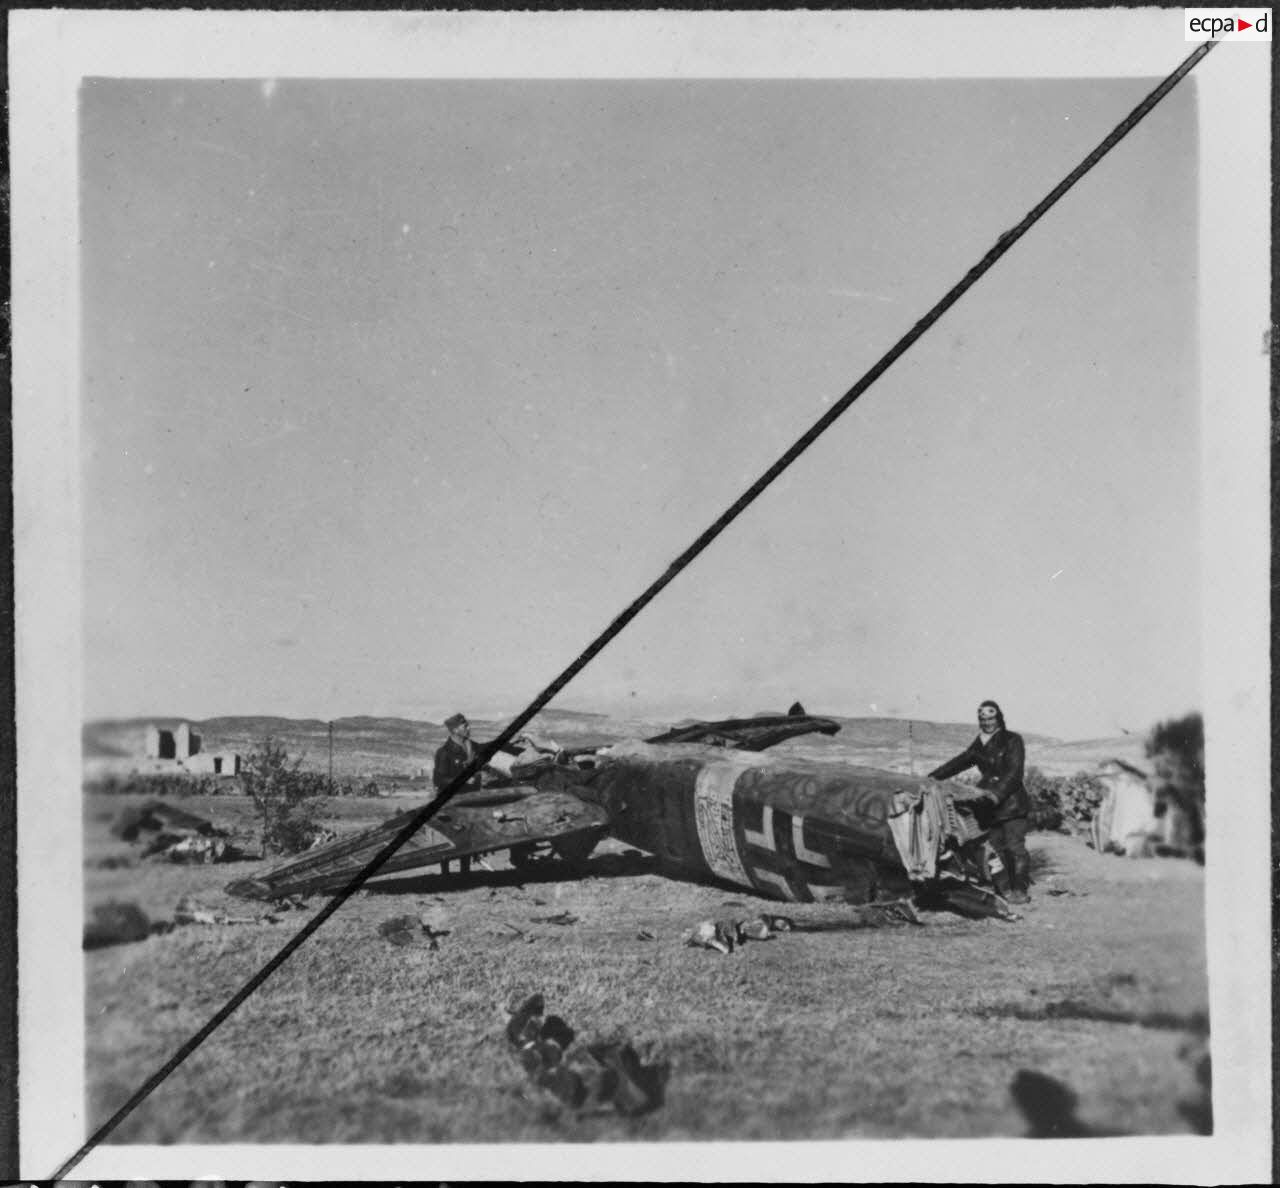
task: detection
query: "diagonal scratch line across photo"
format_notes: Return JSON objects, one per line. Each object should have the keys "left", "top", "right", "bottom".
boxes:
{"left": 47, "top": 44, "right": 1218, "bottom": 1177}
{"left": 45, "top": 13, "right": 1264, "bottom": 1172}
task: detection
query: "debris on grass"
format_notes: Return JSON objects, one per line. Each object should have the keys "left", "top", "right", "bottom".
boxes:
{"left": 587, "top": 1039, "right": 669, "bottom": 1117}
{"left": 271, "top": 893, "right": 310, "bottom": 911}
{"left": 733, "top": 917, "right": 775, "bottom": 943}
{"left": 112, "top": 799, "right": 252, "bottom": 864}
{"left": 377, "top": 914, "right": 447, "bottom": 949}
{"left": 418, "top": 909, "right": 452, "bottom": 936}
{"left": 683, "top": 919, "right": 736, "bottom": 954}
{"left": 173, "top": 894, "right": 258, "bottom": 926}
{"left": 155, "top": 834, "right": 250, "bottom": 864}
{"left": 111, "top": 799, "right": 219, "bottom": 842}
{"left": 684, "top": 901, "right": 923, "bottom": 953}
{"left": 916, "top": 880, "right": 1020, "bottom": 921}
{"left": 684, "top": 912, "right": 800, "bottom": 954}
{"left": 83, "top": 901, "right": 153, "bottom": 949}
{"left": 262, "top": 892, "right": 311, "bottom": 922}
{"left": 504, "top": 993, "right": 669, "bottom": 1117}
{"left": 506, "top": 991, "right": 547, "bottom": 1045}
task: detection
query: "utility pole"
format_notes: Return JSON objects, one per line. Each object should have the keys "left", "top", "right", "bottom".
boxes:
{"left": 328, "top": 720, "right": 334, "bottom": 793}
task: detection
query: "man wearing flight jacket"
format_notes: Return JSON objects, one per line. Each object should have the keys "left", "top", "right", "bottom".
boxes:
{"left": 433, "top": 712, "right": 485, "bottom": 792}
{"left": 929, "top": 699, "right": 1032, "bottom": 903}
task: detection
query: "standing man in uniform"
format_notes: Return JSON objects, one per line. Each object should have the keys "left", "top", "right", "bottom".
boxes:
{"left": 433, "top": 712, "right": 484, "bottom": 792}
{"left": 929, "top": 699, "right": 1032, "bottom": 903}
{"left": 432, "top": 713, "right": 562, "bottom": 792}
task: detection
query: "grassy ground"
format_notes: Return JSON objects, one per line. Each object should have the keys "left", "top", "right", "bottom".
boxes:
{"left": 83, "top": 790, "right": 1208, "bottom": 1144}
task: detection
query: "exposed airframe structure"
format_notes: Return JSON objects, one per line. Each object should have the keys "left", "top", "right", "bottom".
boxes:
{"left": 227, "top": 708, "right": 1006, "bottom": 918}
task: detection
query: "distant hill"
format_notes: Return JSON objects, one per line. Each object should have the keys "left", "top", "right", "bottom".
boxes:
{"left": 82, "top": 710, "right": 1134, "bottom": 781}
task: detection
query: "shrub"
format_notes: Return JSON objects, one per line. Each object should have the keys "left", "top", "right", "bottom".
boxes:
{"left": 241, "top": 736, "right": 331, "bottom": 855}
{"left": 1146, "top": 712, "right": 1205, "bottom": 856}
{"left": 1025, "top": 766, "right": 1106, "bottom": 833}
{"left": 323, "top": 779, "right": 383, "bottom": 798}
{"left": 82, "top": 771, "right": 229, "bottom": 798}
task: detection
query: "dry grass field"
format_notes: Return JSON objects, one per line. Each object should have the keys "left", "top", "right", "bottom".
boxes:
{"left": 82, "top": 727, "right": 1208, "bottom": 1146}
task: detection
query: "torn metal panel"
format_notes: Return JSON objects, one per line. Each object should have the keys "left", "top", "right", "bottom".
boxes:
{"left": 225, "top": 787, "right": 609, "bottom": 900}
{"left": 641, "top": 710, "right": 840, "bottom": 752}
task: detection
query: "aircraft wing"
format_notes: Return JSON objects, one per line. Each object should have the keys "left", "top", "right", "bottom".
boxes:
{"left": 225, "top": 786, "right": 608, "bottom": 900}
{"left": 642, "top": 711, "right": 840, "bottom": 751}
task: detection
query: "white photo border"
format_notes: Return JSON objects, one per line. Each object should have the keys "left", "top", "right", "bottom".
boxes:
{"left": 11, "top": 8, "right": 1271, "bottom": 1182}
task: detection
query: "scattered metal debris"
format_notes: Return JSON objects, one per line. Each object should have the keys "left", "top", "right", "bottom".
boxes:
{"left": 734, "top": 917, "right": 776, "bottom": 943}
{"left": 158, "top": 835, "right": 250, "bottom": 864}
{"left": 683, "top": 919, "right": 737, "bottom": 954}
{"left": 111, "top": 799, "right": 218, "bottom": 842}
{"left": 377, "top": 914, "right": 449, "bottom": 949}
{"left": 418, "top": 907, "right": 452, "bottom": 934}
{"left": 505, "top": 993, "right": 668, "bottom": 1117}
{"left": 112, "top": 798, "right": 251, "bottom": 863}
{"left": 684, "top": 912, "right": 799, "bottom": 954}
{"left": 270, "top": 893, "right": 310, "bottom": 911}
{"left": 262, "top": 893, "right": 311, "bottom": 923}
{"left": 683, "top": 902, "right": 922, "bottom": 954}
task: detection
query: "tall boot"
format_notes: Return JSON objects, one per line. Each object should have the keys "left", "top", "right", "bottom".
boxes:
{"left": 1005, "top": 849, "right": 1030, "bottom": 903}
{"left": 983, "top": 841, "right": 1005, "bottom": 888}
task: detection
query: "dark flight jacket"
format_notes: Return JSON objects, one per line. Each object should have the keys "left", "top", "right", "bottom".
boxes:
{"left": 928, "top": 728, "right": 1031, "bottom": 824}
{"left": 433, "top": 736, "right": 484, "bottom": 792}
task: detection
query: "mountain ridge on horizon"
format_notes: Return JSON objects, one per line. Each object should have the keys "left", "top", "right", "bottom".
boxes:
{"left": 81, "top": 709, "right": 1150, "bottom": 781}
{"left": 83, "top": 708, "right": 1058, "bottom": 736}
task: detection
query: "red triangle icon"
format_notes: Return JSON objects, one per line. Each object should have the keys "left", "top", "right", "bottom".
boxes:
{"left": 1238, "top": 18, "right": 1253, "bottom": 30}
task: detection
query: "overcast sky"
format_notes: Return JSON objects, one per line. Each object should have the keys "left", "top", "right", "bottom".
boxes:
{"left": 80, "top": 75, "right": 1200, "bottom": 738}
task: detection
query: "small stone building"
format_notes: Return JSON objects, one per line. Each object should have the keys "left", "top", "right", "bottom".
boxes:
{"left": 186, "top": 751, "right": 241, "bottom": 776}
{"left": 143, "top": 721, "right": 204, "bottom": 761}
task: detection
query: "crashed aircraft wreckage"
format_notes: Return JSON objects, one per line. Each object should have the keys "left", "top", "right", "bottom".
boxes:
{"left": 227, "top": 707, "right": 1011, "bottom": 918}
